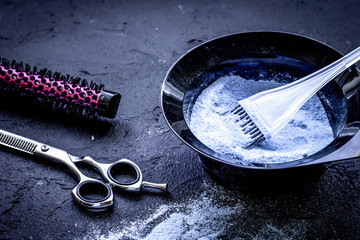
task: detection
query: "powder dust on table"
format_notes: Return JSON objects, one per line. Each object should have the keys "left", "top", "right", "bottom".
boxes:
{"left": 187, "top": 75, "right": 334, "bottom": 165}
{"left": 78, "top": 178, "right": 309, "bottom": 240}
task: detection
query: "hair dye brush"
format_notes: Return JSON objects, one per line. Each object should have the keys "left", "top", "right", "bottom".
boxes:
{"left": 0, "top": 57, "right": 121, "bottom": 118}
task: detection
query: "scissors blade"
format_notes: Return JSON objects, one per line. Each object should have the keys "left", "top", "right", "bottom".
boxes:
{"left": 0, "top": 128, "right": 85, "bottom": 178}
{"left": 0, "top": 129, "right": 39, "bottom": 155}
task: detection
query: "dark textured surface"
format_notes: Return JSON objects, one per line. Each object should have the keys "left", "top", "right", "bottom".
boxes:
{"left": 1, "top": 0, "right": 360, "bottom": 239}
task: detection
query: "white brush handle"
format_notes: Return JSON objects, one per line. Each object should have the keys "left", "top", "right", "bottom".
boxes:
{"left": 245, "top": 47, "right": 360, "bottom": 136}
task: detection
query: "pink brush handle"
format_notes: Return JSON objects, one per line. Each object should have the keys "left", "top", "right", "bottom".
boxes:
{"left": 0, "top": 65, "right": 101, "bottom": 109}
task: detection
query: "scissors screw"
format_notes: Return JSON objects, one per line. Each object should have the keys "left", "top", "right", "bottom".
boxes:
{"left": 41, "top": 145, "right": 49, "bottom": 152}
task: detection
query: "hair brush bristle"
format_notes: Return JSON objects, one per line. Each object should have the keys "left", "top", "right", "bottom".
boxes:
{"left": 0, "top": 57, "right": 121, "bottom": 118}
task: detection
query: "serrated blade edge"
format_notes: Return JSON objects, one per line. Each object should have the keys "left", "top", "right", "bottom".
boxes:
{"left": 0, "top": 130, "right": 38, "bottom": 154}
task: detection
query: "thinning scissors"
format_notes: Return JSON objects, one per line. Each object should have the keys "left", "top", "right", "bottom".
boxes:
{"left": 0, "top": 129, "right": 167, "bottom": 209}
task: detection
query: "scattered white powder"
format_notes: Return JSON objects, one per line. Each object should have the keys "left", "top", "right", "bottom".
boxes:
{"left": 187, "top": 75, "right": 334, "bottom": 165}
{"left": 77, "top": 179, "right": 308, "bottom": 240}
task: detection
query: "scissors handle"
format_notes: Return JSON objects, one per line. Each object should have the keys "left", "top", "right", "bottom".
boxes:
{"left": 73, "top": 157, "right": 168, "bottom": 192}
{"left": 72, "top": 178, "right": 114, "bottom": 209}
{"left": 33, "top": 143, "right": 116, "bottom": 209}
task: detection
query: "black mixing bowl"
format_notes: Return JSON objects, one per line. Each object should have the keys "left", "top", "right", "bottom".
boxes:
{"left": 161, "top": 31, "right": 360, "bottom": 188}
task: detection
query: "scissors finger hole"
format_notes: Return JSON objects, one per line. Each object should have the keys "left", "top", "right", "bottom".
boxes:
{"left": 108, "top": 162, "right": 140, "bottom": 185}
{"left": 77, "top": 181, "right": 111, "bottom": 203}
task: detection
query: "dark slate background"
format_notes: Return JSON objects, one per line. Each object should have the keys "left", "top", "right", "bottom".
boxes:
{"left": 1, "top": 0, "right": 360, "bottom": 239}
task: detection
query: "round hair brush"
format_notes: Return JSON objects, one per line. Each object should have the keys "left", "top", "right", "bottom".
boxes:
{"left": 0, "top": 57, "right": 121, "bottom": 118}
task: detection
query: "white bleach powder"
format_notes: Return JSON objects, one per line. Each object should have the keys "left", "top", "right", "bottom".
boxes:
{"left": 187, "top": 75, "right": 334, "bottom": 165}
{"left": 78, "top": 179, "right": 308, "bottom": 240}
